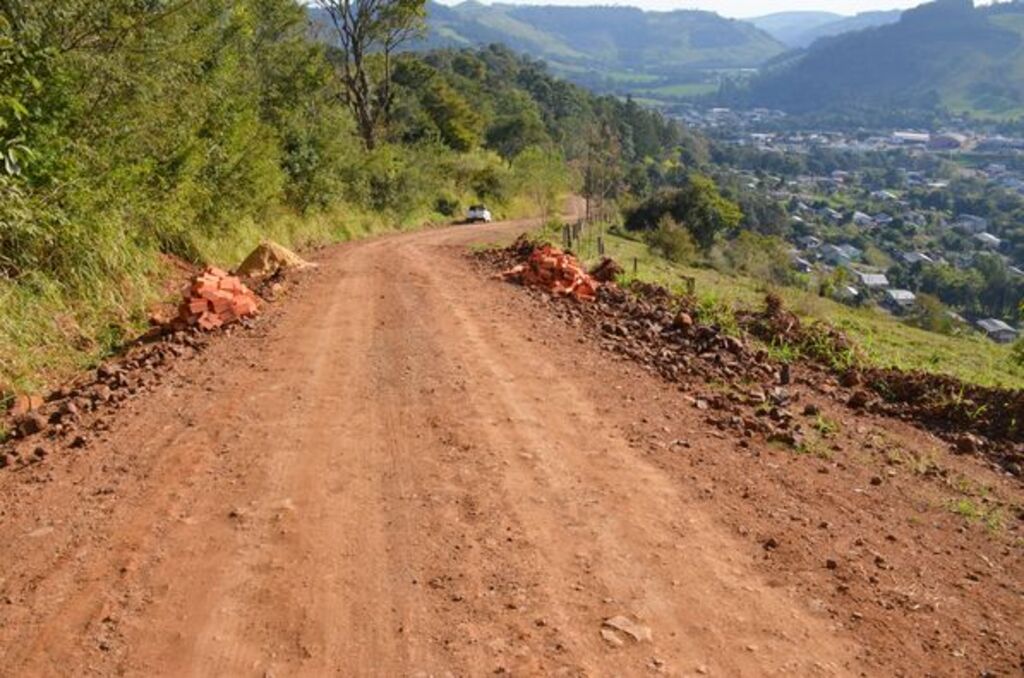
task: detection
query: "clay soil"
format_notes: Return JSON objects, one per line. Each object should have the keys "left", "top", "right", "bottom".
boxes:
{"left": 0, "top": 220, "right": 1020, "bottom": 677}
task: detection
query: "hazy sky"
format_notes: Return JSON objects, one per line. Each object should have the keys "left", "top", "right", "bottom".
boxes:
{"left": 435, "top": 1, "right": 988, "bottom": 19}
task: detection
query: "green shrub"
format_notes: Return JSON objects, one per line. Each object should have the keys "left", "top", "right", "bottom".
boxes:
{"left": 645, "top": 215, "right": 698, "bottom": 264}
{"left": 717, "top": 231, "right": 798, "bottom": 287}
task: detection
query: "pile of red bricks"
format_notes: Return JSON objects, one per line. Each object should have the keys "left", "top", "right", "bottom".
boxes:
{"left": 501, "top": 244, "right": 601, "bottom": 301}
{"left": 178, "top": 266, "right": 260, "bottom": 331}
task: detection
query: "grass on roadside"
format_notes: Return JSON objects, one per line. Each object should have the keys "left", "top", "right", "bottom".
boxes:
{"left": 2, "top": 192, "right": 553, "bottom": 393}
{"left": 0, "top": 203, "right": 454, "bottom": 393}
{"left": 948, "top": 497, "right": 1007, "bottom": 533}
{"left": 570, "top": 228, "right": 1024, "bottom": 390}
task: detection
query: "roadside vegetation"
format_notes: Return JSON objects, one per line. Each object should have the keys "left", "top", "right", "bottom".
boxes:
{"left": 7, "top": 1, "right": 1024, "bottom": 404}
{"left": 566, "top": 227, "right": 1024, "bottom": 390}
{"left": 0, "top": 1, "right": 690, "bottom": 391}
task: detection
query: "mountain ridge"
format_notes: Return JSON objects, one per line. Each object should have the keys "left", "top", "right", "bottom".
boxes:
{"left": 748, "top": 11, "right": 844, "bottom": 46}
{"left": 416, "top": 1, "right": 787, "bottom": 77}
{"left": 751, "top": 9, "right": 903, "bottom": 47}
{"left": 743, "top": 0, "right": 1024, "bottom": 120}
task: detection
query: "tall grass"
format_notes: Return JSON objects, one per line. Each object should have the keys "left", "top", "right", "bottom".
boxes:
{"left": 591, "top": 230, "right": 1024, "bottom": 389}
{"left": 0, "top": 177, "right": 555, "bottom": 394}
{"left": 0, "top": 203, "right": 428, "bottom": 392}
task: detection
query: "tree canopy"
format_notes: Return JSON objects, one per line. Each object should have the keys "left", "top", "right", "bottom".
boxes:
{"left": 624, "top": 174, "right": 743, "bottom": 251}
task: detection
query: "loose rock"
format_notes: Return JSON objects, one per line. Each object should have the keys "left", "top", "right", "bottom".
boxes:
{"left": 16, "top": 413, "right": 47, "bottom": 437}
{"left": 603, "top": 615, "right": 652, "bottom": 643}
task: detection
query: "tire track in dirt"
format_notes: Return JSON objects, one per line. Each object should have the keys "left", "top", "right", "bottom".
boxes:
{"left": 0, "top": 220, "right": 866, "bottom": 677}
{"left": 392, "top": 235, "right": 859, "bottom": 676}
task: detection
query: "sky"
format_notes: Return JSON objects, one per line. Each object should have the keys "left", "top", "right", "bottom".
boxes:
{"left": 434, "top": 0, "right": 990, "bottom": 19}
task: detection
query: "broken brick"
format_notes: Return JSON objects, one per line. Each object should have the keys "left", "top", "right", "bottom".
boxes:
{"left": 9, "top": 394, "right": 44, "bottom": 417}
{"left": 500, "top": 243, "right": 604, "bottom": 302}
{"left": 218, "top": 276, "right": 243, "bottom": 292}
{"left": 197, "top": 312, "right": 223, "bottom": 331}
{"left": 166, "top": 266, "right": 262, "bottom": 333}
{"left": 209, "top": 291, "right": 234, "bottom": 314}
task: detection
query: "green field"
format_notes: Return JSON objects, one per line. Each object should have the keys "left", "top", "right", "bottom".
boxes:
{"left": 634, "top": 82, "right": 718, "bottom": 98}
{"left": 598, "top": 70, "right": 662, "bottom": 85}
{"left": 571, "top": 229, "right": 1024, "bottom": 390}
{"left": 624, "top": 97, "right": 670, "bottom": 109}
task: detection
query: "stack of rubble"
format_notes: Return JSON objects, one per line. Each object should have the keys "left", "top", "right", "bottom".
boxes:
{"left": 501, "top": 244, "right": 601, "bottom": 301}
{"left": 178, "top": 267, "right": 260, "bottom": 331}
{"left": 589, "top": 257, "right": 624, "bottom": 283}
{"left": 479, "top": 238, "right": 1024, "bottom": 474}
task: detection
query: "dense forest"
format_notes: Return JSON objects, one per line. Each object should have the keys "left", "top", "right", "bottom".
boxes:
{"left": 0, "top": 0, "right": 710, "bottom": 386}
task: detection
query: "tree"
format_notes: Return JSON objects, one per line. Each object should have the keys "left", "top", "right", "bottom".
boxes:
{"left": 624, "top": 173, "right": 742, "bottom": 251}
{"left": 910, "top": 293, "right": 953, "bottom": 335}
{"left": 677, "top": 174, "right": 742, "bottom": 250}
{"left": 512, "top": 145, "right": 568, "bottom": 217}
{"left": 485, "top": 90, "right": 548, "bottom": 164}
{"left": 645, "top": 215, "right": 696, "bottom": 264}
{"left": 919, "top": 264, "right": 984, "bottom": 313}
{"left": 720, "top": 231, "right": 796, "bottom": 286}
{"left": 975, "top": 253, "right": 1017, "bottom": 319}
{"left": 819, "top": 266, "right": 851, "bottom": 299}
{"left": 1013, "top": 299, "right": 1024, "bottom": 368}
{"left": 579, "top": 120, "right": 622, "bottom": 223}
{"left": 419, "top": 77, "right": 483, "bottom": 152}
{"left": 317, "top": 0, "right": 426, "bottom": 149}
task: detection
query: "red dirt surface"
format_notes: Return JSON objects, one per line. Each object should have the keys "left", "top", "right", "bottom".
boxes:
{"left": 0, "top": 219, "right": 1020, "bottom": 677}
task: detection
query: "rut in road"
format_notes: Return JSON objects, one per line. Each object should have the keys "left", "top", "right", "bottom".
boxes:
{"left": 0, "top": 222, "right": 861, "bottom": 677}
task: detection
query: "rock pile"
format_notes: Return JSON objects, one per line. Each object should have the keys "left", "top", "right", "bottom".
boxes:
{"left": 555, "top": 282, "right": 807, "bottom": 445}
{"left": 740, "top": 293, "right": 859, "bottom": 372}
{"left": 1, "top": 331, "right": 210, "bottom": 468}
{"left": 859, "top": 368, "right": 1024, "bottom": 447}
{"left": 742, "top": 292, "right": 1023, "bottom": 468}
{"left": 1, "top": 243, "right": 318, "bottom": 470}
{"left": 501, "top": 243, "right": 602, "bottom": 301}
{"left": 479, "top": 236, "right": 806, "bottom": 445}
{"left": 177, "top": 267, "right": 260, "bottom": 331}
{"left": 589, "top": 257, "right": 624, "bottom": 283}
{"left": 478, "top": 236, "right": 1024, "bottom": 475}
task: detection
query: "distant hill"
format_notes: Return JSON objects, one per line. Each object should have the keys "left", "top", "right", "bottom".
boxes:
{"left": 744, "top": 0, "right": 1024, "bottom": 120}
{"left": 748, "top": 11, "right": 844, "bottom": 47}
{"left": 749, "top": 10, "right": 902, "bottom": 48}
{"left": 414, "top": 1, "right": 786, "bottom": 77}
{"left": 308, "top": 2, "right": 785, "bottom": 105}
{"left": 791, "top": 10, "right": 903, "bottom": 47}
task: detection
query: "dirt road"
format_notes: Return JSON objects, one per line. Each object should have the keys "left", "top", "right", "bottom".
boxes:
{"left": 0, "top": 220, "right": 946, "bottom": 676}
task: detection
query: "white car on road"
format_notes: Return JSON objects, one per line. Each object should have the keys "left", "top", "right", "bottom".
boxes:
{"left": 466, "top": 205, "right": 493, "bottom": 223}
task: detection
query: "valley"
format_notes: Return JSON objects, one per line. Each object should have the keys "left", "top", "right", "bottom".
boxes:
{"left": 2, "top": 1, "right": 1023, "bottom": 675}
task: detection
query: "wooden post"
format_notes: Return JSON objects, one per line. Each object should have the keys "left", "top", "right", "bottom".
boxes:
{"left": 633, "top": 257, "right": 638, "bottom": 274}
{"left": 597, "top": 236, "right": 605, "bottom": 256}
